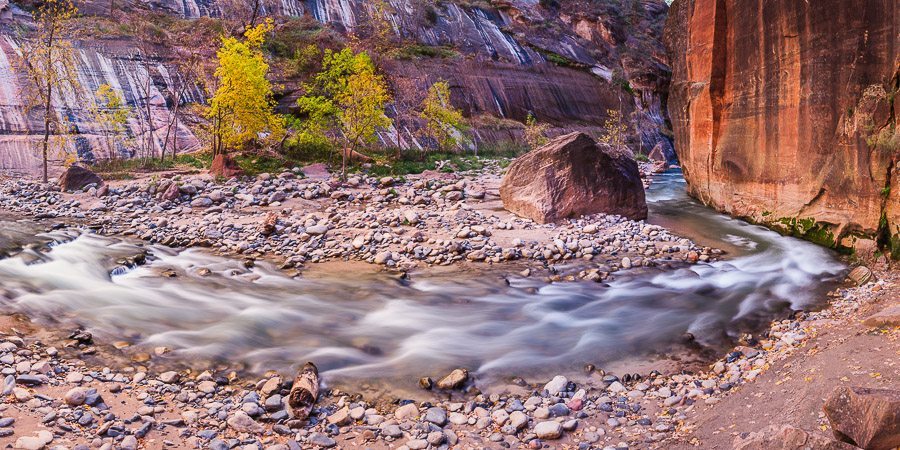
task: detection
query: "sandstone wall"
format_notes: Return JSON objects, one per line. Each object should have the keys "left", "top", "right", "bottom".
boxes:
{"left": 665, "top": 0, "right": 899, "bottom": 257}
{"left": 0, "top": 0, "right": 675, "bottom": 174}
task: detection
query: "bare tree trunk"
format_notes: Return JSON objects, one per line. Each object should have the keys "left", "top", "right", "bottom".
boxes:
{"left": 248, "top": 0, "right": 261, "bottom": 28}
{"left": 42, "top": 107, "right": 51, "bottom": 182}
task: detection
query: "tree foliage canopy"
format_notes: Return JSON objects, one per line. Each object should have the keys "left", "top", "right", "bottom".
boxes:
{"left": 296, "top": 47, "right": 392, "bottom": 176}
{"left": 421, "top": 80, "right": 468, "bottom": 152}
{"left": 207, "top": 19, "right": 283, "bottom": 155}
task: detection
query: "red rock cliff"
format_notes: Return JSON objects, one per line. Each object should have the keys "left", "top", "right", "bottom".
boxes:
{"left": 665, "top": 0, "right": 899, "bottom": 257}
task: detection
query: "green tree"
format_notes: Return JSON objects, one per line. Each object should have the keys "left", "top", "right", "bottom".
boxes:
{"left": 16, "top": 0, "right": 80, "bottom": 182}
{"left": 207, "top": 19, "right": 283, "bottom": 157}
{"left": 297, "top": 48, "right": 392, "bottom": 178}
{"left": 90, "top": 84, "right": 130, "bottom": 158}
{"left": 420, "top": 80, "right": 467, "bottom": 155}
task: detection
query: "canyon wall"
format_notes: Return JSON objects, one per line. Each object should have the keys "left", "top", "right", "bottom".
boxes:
{"left": 0, "top": 0, "right": 674, "bottom": 174}
{"left": 665, "top": 0, "right": 899, "bottom": 257}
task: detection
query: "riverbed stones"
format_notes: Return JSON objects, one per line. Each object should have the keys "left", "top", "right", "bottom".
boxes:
{"left": 424, "top": 406, "right": 447, "bottom": 425}
{"left": 848, "top": 266, "right": 873, "bottom": 286}
{"left": 824, "top": 386, "right": 900, "bottom": 449}
{"left": 158, "top": 371, "right": 180, "bottom": 383}
{"left": 500, "top": 132, "right": 647, "bottom": 223}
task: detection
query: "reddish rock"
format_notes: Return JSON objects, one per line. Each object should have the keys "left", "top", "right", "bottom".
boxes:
{"left": 823, "top": 386, "right": 900, "bottom": 450}
{"left": 500, "top": 132, "right": 647, "bottom": 223}
{"left": 58, "top": 165, "right": 102, "bottom": 192}
{"left": 665, "top": 0, "right": 899, "bottom": 255}
{"left": 733, "top": 425, "right": 858, "bottom": 450}
{"left": 161, "top": 183, "right": 180, "bottom": 202}
{"left": 863, "top": 305, "right": 900, "bottom": 328}
{"left": 259, "top": 212, "right": 278, "bottom": 237}
{"left": 209, "top": 154, "right": 244, "bottom": 178}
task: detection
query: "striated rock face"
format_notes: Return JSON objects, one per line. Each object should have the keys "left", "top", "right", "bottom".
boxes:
{"left": 0, "top": 17, "right": 204, "bottom": 175}
{"left": 0, "top": 0, "right": 674, "bottom": 175}
{"left": 665, "top": 0, "right": 899, "bottom": 256}
{"left": 500, "top": 132, "right": 647, "bottom": 223}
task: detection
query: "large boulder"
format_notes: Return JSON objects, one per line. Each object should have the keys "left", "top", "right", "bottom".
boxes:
{"left": 733, "top": 425, "right": 857, "bottom": 450}
{"left": 59, "top": 165, "right": 102, "bottom": 192}
{"left": 824, "top": 386, "right": 900, "bottom": 450}
{"left": 209, "top": 154, "right": 244, "bottom": 178}
{"left": 499, "top": 132, "right": 647, "bottom": 224}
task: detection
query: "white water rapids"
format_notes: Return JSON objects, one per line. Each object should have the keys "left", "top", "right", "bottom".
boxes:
{"left": 0, "top": 171, "right": 846, "bottom": 388}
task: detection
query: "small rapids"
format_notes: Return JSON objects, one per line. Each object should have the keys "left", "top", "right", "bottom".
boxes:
{"left": 0, "top": 170, "right": 846, "bottom": 388}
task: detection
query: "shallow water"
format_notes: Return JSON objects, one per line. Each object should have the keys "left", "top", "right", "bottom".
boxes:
{"left": 0, "top": 171, "right": 846, "bottom": 389}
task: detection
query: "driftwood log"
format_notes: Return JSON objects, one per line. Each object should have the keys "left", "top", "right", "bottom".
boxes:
{"left": 287, "top": 362, "right": 320, "bottom": 420}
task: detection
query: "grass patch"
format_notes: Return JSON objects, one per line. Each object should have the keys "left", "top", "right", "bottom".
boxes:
{"left": 90, "top": 154, "right": 209, "bottom": 179}
{"left": 393, "top": 44, "right": 458, "bottom": 60}
{"left": 361, "top": 144, "right": 526, "bottom": 177}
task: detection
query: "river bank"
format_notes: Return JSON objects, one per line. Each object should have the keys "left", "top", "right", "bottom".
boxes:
{"left": 0, "top": 263, "right": 891, "bottom": 450}
{"left": 0, "top": 164, "right": 892, "bottom": 450}
{"left": 0, "top": 161, "right": 714, "bottom": 282}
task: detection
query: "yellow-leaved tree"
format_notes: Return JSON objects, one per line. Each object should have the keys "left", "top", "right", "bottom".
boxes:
{"left": 16, "top": 0, "right": 80, "bottom": 182}
{"left": 524, "top": 112, "right": 550, "bottom": 150}
{"left": 420, "top": 80, "right": 467, "bottom": 156}
{"left": 598, "top": 109, "right": 629, "bottom": 152}
{"left": 338, "top": 70, "right": 392, "bottom": 173}
{"left": 207, "top": 19, "right": 283, "bottom": 157}
{"left": 90, "top": 84, "right": 131, "bottom": 159}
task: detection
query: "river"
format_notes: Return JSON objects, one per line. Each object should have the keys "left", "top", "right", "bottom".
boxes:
{"left": 0, "top": 170, "right": 847, "bottom": 393}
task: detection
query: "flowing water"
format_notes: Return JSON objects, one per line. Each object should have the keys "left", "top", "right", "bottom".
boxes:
{"left": 0, "top": 170, "right": 846, "bottom": 391}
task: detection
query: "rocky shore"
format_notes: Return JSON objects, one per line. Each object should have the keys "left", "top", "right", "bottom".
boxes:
{"left": 0, "top": 265, "right": 891, "bottom": 450}
{"left": 0, "top": 161, "right": 713, "bottom": 282}
{"left": 1, "top": 163, "right": 894, "bottom": 450}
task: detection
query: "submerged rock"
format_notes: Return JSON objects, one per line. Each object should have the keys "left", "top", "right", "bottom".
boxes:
{"left": 499, "top": 132, "right": 647, "bottom": 223}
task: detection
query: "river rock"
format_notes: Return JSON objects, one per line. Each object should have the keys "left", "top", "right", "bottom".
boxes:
{"left": 327, "top": 406, "right": 351, "bottom": 426}
{"left": 847, "top": 266, "right": 873, "bottom": 286}
{"left": 14, "top": 430, "right": 53, "bottom": 450}
{"left": 436, "top": 368, "right": 468, "bottom": 390}
{"left": 534, "top": 421, "right": 562, "bottom": 439}
{"left": 59, "top": 166, "right": 102, "bottom": 192}
{"left": 395, "top": 403, "right": 419, "bottom": 420}
{"left": 824, "top": 386, "right": 900, "bottom": 449}
{"left": 424, "top": 407, "right": 447, "bottom": 426}
{"left": 227, "top": 411, "right": 264, "bottom": 433}
{"left": 499, "top": 132, "right": 647, "bottom": 223}
{"left": 543, "top": 375, "right": 568, "bottom": 395}
{"left": 64, "top": 387, "right": 87, "bottom": 406}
